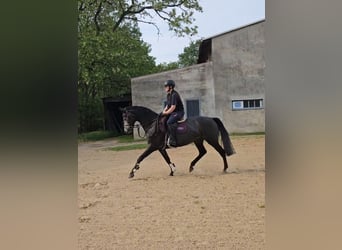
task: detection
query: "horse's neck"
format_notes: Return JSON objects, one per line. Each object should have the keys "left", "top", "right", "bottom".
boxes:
{"left": 134, "top": 109, "right": 157, "bottom": 131}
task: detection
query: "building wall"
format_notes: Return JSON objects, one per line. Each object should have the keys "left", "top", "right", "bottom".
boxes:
{"left": 212, "top": 21, "right": 265, "bottom": 132}
{"left": 131, "top": 21, "right": 265, "bottom": 134}
{"left": 131, "top": 62, "right": 215, "bottom": 117}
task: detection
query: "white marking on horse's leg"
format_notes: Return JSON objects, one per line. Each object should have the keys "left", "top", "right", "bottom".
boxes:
{"left": 133, "top": 164, "right": 139, "bottom": 172}
{"left": 169, "top": 163, "right": 176, "bottom": 172}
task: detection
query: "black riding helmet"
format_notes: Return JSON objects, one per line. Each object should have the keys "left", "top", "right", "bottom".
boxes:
{"left": 164, "top": 79, "right": 175, "bottom": 88}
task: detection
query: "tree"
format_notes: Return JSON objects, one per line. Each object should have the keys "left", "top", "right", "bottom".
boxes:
{"left": 78, "top": 0, "right": 202, "bottom": 36}
{"left": 78, "top": 0, "right": 203, "bottom": 132}
{"left": 177, "top": 39, "right": 201, "bottom": 67}
{"left": 78, "top": 25, "right": 157, "bottom": 132}
{"left": 154, "top": 61, "right": 180, "bottom": 72}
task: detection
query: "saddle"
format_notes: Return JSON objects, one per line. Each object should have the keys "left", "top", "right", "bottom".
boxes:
{"left": 160, "top": 116, "right": 188, "bottom": 134}
{"left": 146, "top": 116, "right": 188, "bottom": 139}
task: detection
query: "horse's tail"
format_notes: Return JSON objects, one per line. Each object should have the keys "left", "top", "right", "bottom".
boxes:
{"left": 213, "top": 118, "right": 236, "bottom": 156}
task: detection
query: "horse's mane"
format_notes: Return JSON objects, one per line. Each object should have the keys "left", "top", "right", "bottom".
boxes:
{"left": 126, "top": 106, "right": 158, "bottom": 116}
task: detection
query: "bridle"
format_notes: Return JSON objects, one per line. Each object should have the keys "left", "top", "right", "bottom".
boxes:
{"left": 123, "top": 113, "right": 146, "bottom": 138}
{"left": 123, "top": 111, "right": 161, "bottom": 139}
{"left": 124, "top": 123, "right": 146, "bottom": 138}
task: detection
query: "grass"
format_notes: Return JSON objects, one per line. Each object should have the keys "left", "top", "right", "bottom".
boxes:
{"left": 231, "top": 132, "right": 265, "bottom": 137}
{"left": 106, "top": 143, "right": 148, "bottom": 152}
{"left": 78, "top": 130, "right": 119, "bottom": 142}
{"left": 116, "top": 135, "right": 146, "bottom": 143}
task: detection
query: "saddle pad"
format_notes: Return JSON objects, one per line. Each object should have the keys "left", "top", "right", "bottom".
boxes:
{"left": 176, "top": 122, "right": 188, "bottom": 134}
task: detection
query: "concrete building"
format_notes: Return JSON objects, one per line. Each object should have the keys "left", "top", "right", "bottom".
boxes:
{"left": 131, "top": 19, "right": 265, "bottom": 133}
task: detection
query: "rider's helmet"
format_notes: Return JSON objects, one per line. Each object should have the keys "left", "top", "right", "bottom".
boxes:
{"left": 164, "top": 79, "right": 175, "bottom": 88}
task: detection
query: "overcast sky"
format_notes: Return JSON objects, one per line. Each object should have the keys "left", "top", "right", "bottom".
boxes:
{"left": 139, "top": 0, "right": 265, "bottom": 64}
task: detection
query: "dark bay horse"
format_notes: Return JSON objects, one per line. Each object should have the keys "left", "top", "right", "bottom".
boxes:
{"left": 122, "top": 106, "right": 235, "bottom": 178}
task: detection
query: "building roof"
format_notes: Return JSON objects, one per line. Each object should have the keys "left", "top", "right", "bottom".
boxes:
{"left": 202, "top": 18, "right": 265, "bottom": 41}
{"left": 197, "top": 19, "right": 265, "bottom": 64}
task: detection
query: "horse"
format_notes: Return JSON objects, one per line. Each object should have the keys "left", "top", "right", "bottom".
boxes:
{"left": 121, "top": 106, "right": 235, "bottom": 178}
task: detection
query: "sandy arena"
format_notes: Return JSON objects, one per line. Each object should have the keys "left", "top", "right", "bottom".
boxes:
{"left": 78, "top": 135, "right": 265, "bottom": 249}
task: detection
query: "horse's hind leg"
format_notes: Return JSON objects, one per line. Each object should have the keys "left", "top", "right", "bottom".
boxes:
{"left": 206, "top": 140, "right": 229, "bottom": 172}
{"left": 159, "top": 149, "right": 176, "bottom": 176}
{"left": 189, "top": 140, "right": 207, "bottom": 172}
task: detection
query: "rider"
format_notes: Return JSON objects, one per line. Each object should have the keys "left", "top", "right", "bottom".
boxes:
{"left": 162, "top": 79, "right": 185, "bottom": 147}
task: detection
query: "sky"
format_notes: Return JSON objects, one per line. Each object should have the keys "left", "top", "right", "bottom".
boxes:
{"left": 139, "top": 0, "right": 265, "bottom": 64}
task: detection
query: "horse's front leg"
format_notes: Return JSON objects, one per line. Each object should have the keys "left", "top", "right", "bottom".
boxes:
{"left": 129, "top": 164, "right": 140, "bottom": 178}
{"left": 159, "top": 149, "right": 176, "bottom": 176}
{"left": 129, "top": 145, "right": 157, "bottom": 178}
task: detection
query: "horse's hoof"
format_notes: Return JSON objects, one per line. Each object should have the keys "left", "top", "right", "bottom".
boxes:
{"left": 223, "top": 169, "right": 228, "bottom": 174}
{"left": 128, "top": 172, "right": 134, "bottom": 178}
{"left": 169, "top": 172, "right": 174, "bottom": 176}
{"left": 189, "top": 166, "right": 194, "bottom": 172}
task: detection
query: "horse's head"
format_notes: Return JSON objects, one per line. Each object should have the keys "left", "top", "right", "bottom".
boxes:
{"left": 121, "top": 107, "right": 136, "bottom": 134}
{"left": 121, "top": 106, "right": 159, "bottom": 136}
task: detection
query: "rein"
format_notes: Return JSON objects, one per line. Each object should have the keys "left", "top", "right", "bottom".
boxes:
{"left": 136, "top": 123, "right": 146, "bottom": 138}
{"left": 124, "top": 115, "right": 160, "bottom": 139}
{"left": 124, "top": 123, "right": 146, "bottom": 138}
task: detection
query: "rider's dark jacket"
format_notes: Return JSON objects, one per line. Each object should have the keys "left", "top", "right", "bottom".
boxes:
{"left": 166, "top": 90, "right": 184, "bottom": 112}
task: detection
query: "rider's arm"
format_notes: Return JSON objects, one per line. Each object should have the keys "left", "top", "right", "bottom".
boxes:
{"left": 163, "top": 105, "right": 176, "bottom": 115}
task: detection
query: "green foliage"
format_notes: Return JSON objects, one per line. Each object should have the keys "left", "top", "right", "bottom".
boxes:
{"left": 78, "top": 24, "right": 156, "bottom": 132}
{"left": 78, "top": 0, "right": 202, "bottom": 132}
{"left": 78, "top": 26, "right": 156, "bottom": 96}
{"left": 78, "top": 0, "right": 202, "bottom": 35}
{"left": 154, "top": 61, "right": 180, "bottom": 72}
{"left": 78, "top": 130, "right": 119, "bottom": 142}
{"left": 178, "top": 39, "right": 202, "bottom": 67}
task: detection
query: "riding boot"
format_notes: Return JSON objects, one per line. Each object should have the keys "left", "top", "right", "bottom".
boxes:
{"left": 167, "top": 124, "right": 177, "bottom": 147}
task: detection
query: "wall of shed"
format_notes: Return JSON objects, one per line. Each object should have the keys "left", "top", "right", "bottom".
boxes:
{"left": 131, "top": 21, "right": 265, "bottom": 134}
{"left": 212, "top": 21, "right": 265, "bottom": 132}
{"left": 131, "top": 62, "right": 215, "bottom": 117}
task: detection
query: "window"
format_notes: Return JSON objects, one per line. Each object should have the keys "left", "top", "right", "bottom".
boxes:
{"left": 232, "top": 99, "right": 263, "bottom": 110}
